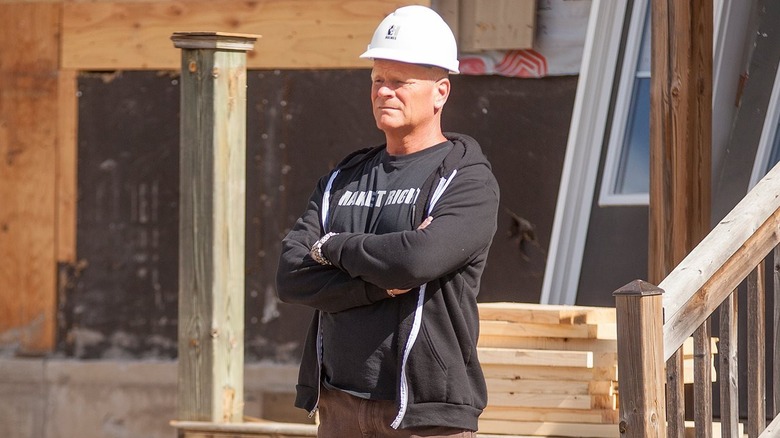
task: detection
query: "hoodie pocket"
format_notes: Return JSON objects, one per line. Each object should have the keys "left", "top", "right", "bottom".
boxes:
{"left": 407, "top": 323, "right": 449, "bottom": 402}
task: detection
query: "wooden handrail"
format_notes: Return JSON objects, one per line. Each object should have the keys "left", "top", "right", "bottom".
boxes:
{"left": 616, "top": 162, "right": 780, "bottom": 437}
{"left": 659, "top": 162, "right": 780, "bottom": 360}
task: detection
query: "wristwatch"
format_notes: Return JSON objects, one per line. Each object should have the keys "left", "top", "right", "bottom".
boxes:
{"left": 310, "top": 232, "right": 338, "bottom": 265}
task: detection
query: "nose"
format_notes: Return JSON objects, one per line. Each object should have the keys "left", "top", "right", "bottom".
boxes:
{"left": 375, "top": 84, "right": 394, "bottom": 98}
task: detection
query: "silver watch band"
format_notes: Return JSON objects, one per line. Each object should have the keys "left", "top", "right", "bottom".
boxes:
{"left": 311, "top": 232, "right": 338, "bottom": 265}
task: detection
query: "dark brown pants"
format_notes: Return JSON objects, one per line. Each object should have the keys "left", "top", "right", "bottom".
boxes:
{"left": 317, "top": 386, "right": 476, "bottom": 438}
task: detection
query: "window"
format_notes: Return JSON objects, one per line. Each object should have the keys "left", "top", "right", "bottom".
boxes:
{"left": 599, "top": 0, "right": 651, "bottom": 206}
{"left": 749, "top": 60, "right": 780, "bottom": 188}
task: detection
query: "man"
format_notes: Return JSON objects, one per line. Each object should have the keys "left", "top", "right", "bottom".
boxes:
{"left": 276, "top": 5, "right": 499, "bottom": 437}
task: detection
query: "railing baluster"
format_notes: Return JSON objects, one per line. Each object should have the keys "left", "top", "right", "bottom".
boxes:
{"left": 748, "top": 264, "right": 767, "bottom": 438}
{"left": 694, "top": 318, "right": 712, "bottom": 437}
{"left": 667, "top": 350, "right": 685, "bottom": 438}
{"left": 773, "top": 246, "right": 780, "bottom": 418}
{"left": 719, "top": 289, "right": 739, "bottom": 437}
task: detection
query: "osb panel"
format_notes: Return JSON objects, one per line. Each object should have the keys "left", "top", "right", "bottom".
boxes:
{"left": 61, "top": 0, "right": 428, "bottom": 71}
{"left": 0, "top": 3, "right": 61, "bottom": 354}
{"left": 0, "top": 3, "right": 60, "bottom": 72}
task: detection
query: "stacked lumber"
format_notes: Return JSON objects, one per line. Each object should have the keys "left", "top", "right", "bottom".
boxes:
{"left": 476, "top": 302, "right": 619, "bottom": 437}
{"left": 476, "top": 302, "right": 717, "bottom": 438}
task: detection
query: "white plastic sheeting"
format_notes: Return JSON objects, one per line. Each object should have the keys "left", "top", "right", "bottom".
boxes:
{"left": 460, "top": 0, "right": 592, "bottom": 78}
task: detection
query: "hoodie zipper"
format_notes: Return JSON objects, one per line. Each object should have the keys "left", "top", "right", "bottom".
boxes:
{"left": 312, "top": 165, "right": 458, "bottom": 426}
{"left": 390, "top": 169, "right": 457, "bottom": 429}
{"left": 308, "top": 169, "right": 340, "bottom": 418}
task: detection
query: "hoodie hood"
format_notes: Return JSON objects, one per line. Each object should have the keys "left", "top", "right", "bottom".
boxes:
{"left": 334, "top": 132, "right": 491, "bottom": 174}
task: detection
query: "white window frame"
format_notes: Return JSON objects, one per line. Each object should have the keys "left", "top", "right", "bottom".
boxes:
{"left": 540, "top": 0, "right": 628, "bottom": 305}
{"left": 749, "top": 60, "right": 780, "bottom": 189}
{"left": 598, "top": 0, "right": 650, "bottom": 206}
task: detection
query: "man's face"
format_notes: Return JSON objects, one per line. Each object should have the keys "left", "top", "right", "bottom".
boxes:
{"left": 370, "top": 59, "right": 449, "bottom": 135}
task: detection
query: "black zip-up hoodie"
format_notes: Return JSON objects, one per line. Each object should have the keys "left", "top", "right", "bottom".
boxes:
{"left": 276, "top": 132, "right": 499, "bottom": 430}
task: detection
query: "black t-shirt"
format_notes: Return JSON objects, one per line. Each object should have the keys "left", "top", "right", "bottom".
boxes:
{"left": 321, "top": 141, "right": 452, "bottom": 400}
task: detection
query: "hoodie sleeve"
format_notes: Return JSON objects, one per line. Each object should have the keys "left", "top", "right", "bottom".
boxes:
{"left": 321, "top": 164, "right": 499, "bottom": 290}
{"left": 275, "top": 175, "right": 391, "bottom": 313}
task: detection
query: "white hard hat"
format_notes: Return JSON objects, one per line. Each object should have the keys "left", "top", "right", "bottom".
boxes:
{"left": 360, "top": 5, "right": 459, "bottom": 74}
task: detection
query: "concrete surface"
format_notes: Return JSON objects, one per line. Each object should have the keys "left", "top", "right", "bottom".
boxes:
{"left": 0, "top": 358, "right": 305, "bottom": 438}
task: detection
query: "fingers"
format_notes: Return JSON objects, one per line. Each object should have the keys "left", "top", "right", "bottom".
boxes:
{"left": 417, "top": 216, "right": 433, "bottom": 230}
{"left": 387, "top": 288, "right": 412, "bottom": 297}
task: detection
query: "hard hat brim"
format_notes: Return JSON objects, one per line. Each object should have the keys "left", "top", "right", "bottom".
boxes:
{"left": 360, "top": 47, "right": 460, "bottom": 74}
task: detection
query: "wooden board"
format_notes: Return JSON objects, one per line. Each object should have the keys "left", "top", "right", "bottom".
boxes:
{"left": 486, "top": 392, "right": 613, "bottom": 410}
{"left": 172, "top": 420, "right": 317, "bottom": 437}
{"left": 479, "top": 320, "right": 617, "bottom": 340}
{"left": 479, "top": 302, "right": 616, "bottom": 325}
{"left": 0, "top": 2, "right": 61, "bottom": 354}
{"left": 482, "top": 363, "right": 618, "bottom": 382}
{"left": 56, "top": 69, "right": 78, "bottom": 263}
{"left": 485, "top": 378, "right": 615, "bottom": 396}
{"left": 478, "top": 334, "right": 618, "bottom": 352}
{"left": 478, "top": 419, "right": 620, "bottom": 437}
{"left": 481, "top": 406, "right": 619, "bottom": 425}
{"left": 61, "top": 0, "right": 428, "bottom": 70}
{"left": 477, "top": 347, "right": 594, "bottom": 368}
{"left": 459, "top": 0, "right": 535, "bottom": 51}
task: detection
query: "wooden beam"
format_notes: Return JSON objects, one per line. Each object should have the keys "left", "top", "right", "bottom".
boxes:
{"left": 174, "top": 32, "right": 257, "bottom": 423}
{"left": 481, "top": 405, "right": 619, "bottom": 425}
{"left": 477, "top": 347, "right": 594, "bottom": 368}
{"left": 171, "top": 420, "right": 317, "bottom": 438}
{"left": 477, "top": 334, "right": 618, "bottom": 352}
{"left": 62, "top": 0, "right": 428, "bottom": 71}
{"left": 479, "top": 320, "right": 616, "bottom": 340}
{"left": 478, "top": 302, "right": 616, "bottom": 325}
{"left": 648, "top": 0, "right": 712, "bottom": 283}
{"left": 0, "top": 2, "right": 61, "bottom": 355}
{"left": 56, "top": 69, "right": 78, "bottom": 264}
{"left": 481, "top": 363, "right": 618, "bottom": 382}
{"left": 486, "top": 392, "right": 612, "bottom": 410}
{"left": 477, "top": 419, "right": 620, "bottom": 437}
{"left": 485, "top": 378, "right": 615, "bottom": 396}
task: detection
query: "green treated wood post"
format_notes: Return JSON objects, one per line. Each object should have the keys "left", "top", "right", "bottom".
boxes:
{"left": 614, "top": 280, "right": 667, "bottom": 438}
{"left": 172, "top": 32, "right": 258, "bottom": 423}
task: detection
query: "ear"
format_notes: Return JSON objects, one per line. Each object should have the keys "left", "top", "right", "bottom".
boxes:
{"left": 433, "top": 78, "right": 450, "bottom": 111}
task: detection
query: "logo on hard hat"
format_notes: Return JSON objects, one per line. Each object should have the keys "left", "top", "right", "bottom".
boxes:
{"left": 385, "top": 24, "right": 399, "bottom": 40}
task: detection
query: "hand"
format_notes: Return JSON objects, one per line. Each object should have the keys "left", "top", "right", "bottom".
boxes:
{"left": 387, "top": 288, "right": 411, "bottom": 297}
{"left": 418, "top": 216, "right": 433, "bottom": 230}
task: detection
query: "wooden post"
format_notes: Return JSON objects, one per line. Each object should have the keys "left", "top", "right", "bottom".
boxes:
{"left": 648, "top": 0, "right": 712, "bottom": 435}
{"left": 172, "top": 32, "right": 258, "bottom": 423}
{"left": 614, "top": 280, "right": 667, "bottom": 438}
{"left": 0, "top": 2, "right": 61, "bottom": 355}
{"left": 648, "top": 0, "right": 712, "bottom": 282}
